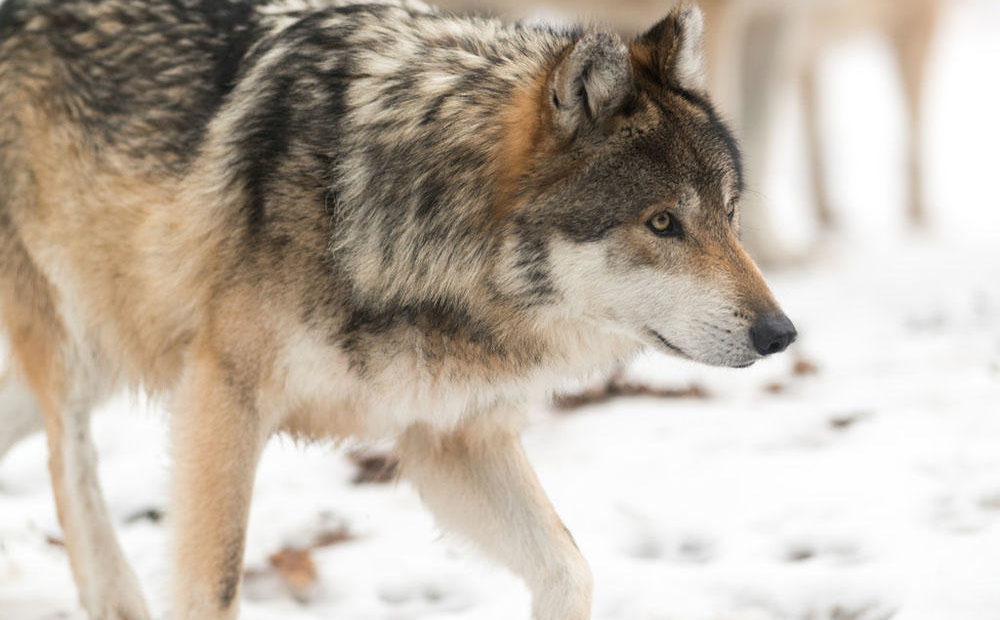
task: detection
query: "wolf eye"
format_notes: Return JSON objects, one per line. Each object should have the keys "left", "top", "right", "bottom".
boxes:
{"left": 647, "top": 212, "right": 680, "bottom": 237}
{"left": 726, "top": 200, "right": 737, "bottom": 223}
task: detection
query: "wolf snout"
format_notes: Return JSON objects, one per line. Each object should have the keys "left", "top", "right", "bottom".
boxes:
{"left": 750, "top": 314, "right": 797, "bottom": 356}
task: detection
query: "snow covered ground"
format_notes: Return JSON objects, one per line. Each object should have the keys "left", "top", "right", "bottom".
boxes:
{"left": 2, "top": 1, "right": 1000, "bottom": 619}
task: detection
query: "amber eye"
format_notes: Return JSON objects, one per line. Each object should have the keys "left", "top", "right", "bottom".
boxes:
{"left": 647, "top": 212, "right": 680, "bottom": 237}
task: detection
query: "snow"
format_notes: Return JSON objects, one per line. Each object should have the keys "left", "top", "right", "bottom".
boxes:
{"left": 2, "top": 2, "right": 1000, "bottom": 619}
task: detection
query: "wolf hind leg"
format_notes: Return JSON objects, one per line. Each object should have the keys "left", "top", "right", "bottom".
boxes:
{"left": 1, "top": 246, "right": 150, "bottom": 620}
{"left": 44, "top": 386, "right": 151, "bottom": 620}
{"left": 398, "top": 416, "right": 592, "bottom": 620}
{"left": 12, "top": 345, "right": 151, "bottom": 620}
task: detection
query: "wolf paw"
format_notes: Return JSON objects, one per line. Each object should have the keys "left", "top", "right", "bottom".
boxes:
{"left": 87, "top": 600, "right": 151, "bottom": 620}
{"left": 81, "top": 577, "right": 151, "bottom": 620}
{"left": 531, "top": 560, "right": 593, "bottom": 620}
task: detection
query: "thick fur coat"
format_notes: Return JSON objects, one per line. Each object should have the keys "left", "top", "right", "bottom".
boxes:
{"left": 0, "top": 1, "right": 794, "bottom": 618}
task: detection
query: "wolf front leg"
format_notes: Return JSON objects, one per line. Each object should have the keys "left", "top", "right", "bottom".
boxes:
{"left": 398, "top": 417, "right": 593, "bottom": 620}
{"left": 170, "top": 349, "right": 271, "bottom": 620}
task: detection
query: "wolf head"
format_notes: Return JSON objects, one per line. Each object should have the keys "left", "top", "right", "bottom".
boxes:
{"left": 500, "top": 6, "right": 795, "bottom": 368}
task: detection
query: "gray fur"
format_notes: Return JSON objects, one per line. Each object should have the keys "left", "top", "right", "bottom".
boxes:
{"left": 551, "top": 32, "right": 634, "bottom": 137}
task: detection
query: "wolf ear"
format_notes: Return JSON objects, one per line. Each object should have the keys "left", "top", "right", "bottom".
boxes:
{"left": 632, "top": 5, "right": 707, "bottom": 92}
{"left": 549, "top": 32, "right": 634, "bottom": 138}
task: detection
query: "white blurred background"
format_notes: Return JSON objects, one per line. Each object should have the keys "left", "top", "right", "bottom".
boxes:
{"left": 2, "top": 1, "right": 999, "bottom": 619}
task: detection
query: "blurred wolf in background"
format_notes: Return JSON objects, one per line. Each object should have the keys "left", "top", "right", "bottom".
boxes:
{"left": 442, "top": 0, "right": 944, "bottom": 262}
{"left": 701, "top": 0, "right": 944, "bottom": 260}
{"left": 0, "top": 1, "right": 795, "bottom": 618}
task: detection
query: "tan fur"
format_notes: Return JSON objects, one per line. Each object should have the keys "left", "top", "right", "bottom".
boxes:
{"left": 6, "top": 109, "right": 207, "bottom": 392}
{"left": 495, "top": 65, "right": 555, "bottom": 224}
{"left": 170, "top": 341, "right": 274, "bottom": 618}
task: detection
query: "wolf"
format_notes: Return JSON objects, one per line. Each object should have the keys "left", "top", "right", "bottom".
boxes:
{"left": 0, "top": 1, "right": 795, "bottom": 618}
{"left": 699, "top": 0, "right": 944, "bottom": 260}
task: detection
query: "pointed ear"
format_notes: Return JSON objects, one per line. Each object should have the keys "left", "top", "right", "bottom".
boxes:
{"left": 549, "top": 32, "right": 634, "bottom": 138}
{"left": 631, "top": 5, "right": 707, "bottom": 92}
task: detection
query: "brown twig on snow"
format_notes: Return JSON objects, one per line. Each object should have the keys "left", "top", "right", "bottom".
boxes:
{"left": 247, "top": 524, "right": 355, "bottom": 603}
{"left": 553, "top": 375, "right": 709, "bottom": 411}
{"left": 792, "top": 357, "right": 820, "bottom": 376}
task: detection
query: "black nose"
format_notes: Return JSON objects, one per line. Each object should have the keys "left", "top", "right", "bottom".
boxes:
{"left": 750, "top": 314, "right": 797, "bottom": 356}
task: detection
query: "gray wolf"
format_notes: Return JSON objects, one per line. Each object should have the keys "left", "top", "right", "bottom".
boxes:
{"left": 0, "top": 1, "right": 795, "bottom": 618}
